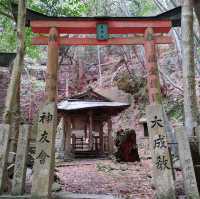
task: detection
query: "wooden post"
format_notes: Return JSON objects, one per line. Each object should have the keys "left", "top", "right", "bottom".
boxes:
{"left": 146, "top": 105, "right": 176, "bottom": 199}
{"left": 31, "top": 27, "right": 59, "bottom": 199}
{"left": 12, "top": 125, "right": 30, "bottom": 195}
{"left": 64, "top": 117, "right": 72, "bottom": 160}
{"left": 89, "top": 112, "right": 93, "bottom": 150}
{"left": 175, "top": 126, "right": 199, "bottom": 199}
{"left": 84, "top": 123, "right": 87, "bottom": 139}
{"left": 72, "top": 134, "right": 76, "bottom": 152}
{"left": 144, "top": 27, "right": 162, "bottom": 104}
{"left": 0, "top": 124, "right": 11, "bottom": 194}
{"left": 99, "top": 122, "right": 104, "bottom": 154}
{"left": 107, "top": 118, "right": 114, "bottom": 155}
{"left": 45, "top": 28, "right": 59, "bottom": 102}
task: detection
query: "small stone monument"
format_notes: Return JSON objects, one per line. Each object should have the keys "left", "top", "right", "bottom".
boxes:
{"left": 31, "top": 102, "right": 57, "bottom": 199}
{"left": 146, "top": 104, "right": 176, "bottom": 199}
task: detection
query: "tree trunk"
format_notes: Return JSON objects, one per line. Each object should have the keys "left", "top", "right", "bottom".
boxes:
{"left": 9, "top": 84, "right": 20, "bottom": 152}
{"left": 182, "top": 0, "right": 198, "bottom": 136}
{"left": 193, "top": 0, "right": 200, "bottom": 24}
{"left": 3, "top": 0, "right": 26, "bottom": 124}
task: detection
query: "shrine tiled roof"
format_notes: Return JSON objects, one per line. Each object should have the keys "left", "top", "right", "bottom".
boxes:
{"left": 57, "top": 100, "right": 130, "bottom": 112}
{"left": 57, "top": 88, "right": 130, "bottom": 113}
{"left": 11, "top": 4, "right": 181, "bottom": 27}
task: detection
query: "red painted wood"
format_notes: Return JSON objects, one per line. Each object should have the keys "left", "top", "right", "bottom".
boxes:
{"left": 144, "top": 28, "right": 161, "bottom": 104}
{"left": 46, "top": 27, "right": 59, "bottom": 102}
{"left": 31, "top": 20, "right": 172, "bottom": 34}
{"left": 32, "top": 36, "right": 172, "bottom": 46}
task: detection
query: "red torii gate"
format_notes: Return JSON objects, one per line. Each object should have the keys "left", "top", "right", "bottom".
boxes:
{"left": 32, "top": 21, "right": 170, "bottom": 103}
{"left": 29, "top": 14, "right": 179, "bottom": 103}
{"left": 26, "top": 6, "right": 181, "bottom": 199}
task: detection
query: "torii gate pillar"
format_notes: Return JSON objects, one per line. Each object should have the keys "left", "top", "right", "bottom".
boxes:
{"left": 144, "top": 27, "right": 176, "bottom": 199}
{"left": 31, "top": 27, "right": 59, "bottom": 199}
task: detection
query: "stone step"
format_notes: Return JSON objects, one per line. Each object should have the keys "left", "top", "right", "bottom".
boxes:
{"left": 53, "top": 192, "right": 120, "bottom": 199}
{"left": 74, "top": 151, "right": 99, "bottom": 158}
{"left": 0, "top": 193, "right": 120, "bottom": 199}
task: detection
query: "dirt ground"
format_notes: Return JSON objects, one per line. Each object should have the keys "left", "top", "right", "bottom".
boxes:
{"left": 55, "top": 159, "right": 155, "bottom": 199}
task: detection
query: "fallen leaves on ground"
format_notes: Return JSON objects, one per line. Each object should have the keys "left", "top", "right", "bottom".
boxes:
{"left": 56, "top": 159, "right": 155, "bottom": 199}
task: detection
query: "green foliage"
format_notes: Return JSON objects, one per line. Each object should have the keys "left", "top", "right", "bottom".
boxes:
{"left": 163, "top": 98, "right": 183, "bottom": 122}
{"left": 0, "top": 0, "right": 14, "bottom": 19}
{"left": 0, "top": 14, "right": 41, "bottom": 58}
{"left": 25, "top": 28, "right": 41, "bottom": 58}
{"left": 29, "top": 0, "right": 89, "bottom": 16}
{"left": 0, "top": 16, "right": 16, "bottom": 52}
{"left": 0, "top": 0, "right": 89, "bottom": 58}
{"left": 0, "top": 0, "right": 159, "bottom": 58}
{"left": 128, "top": 0, "right": 158, "bottom": 16}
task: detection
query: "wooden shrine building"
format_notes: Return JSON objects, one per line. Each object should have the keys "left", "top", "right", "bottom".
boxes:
{"left": 56, "top": 88, "right": 130, "bottom": 159}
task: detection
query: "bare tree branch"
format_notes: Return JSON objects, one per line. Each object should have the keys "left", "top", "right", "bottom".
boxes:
{"left": 159, "top": 69, "right": 184, "bottom": 93}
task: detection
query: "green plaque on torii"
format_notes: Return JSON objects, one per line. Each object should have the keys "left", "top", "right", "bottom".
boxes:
{"left": 96, "top": 23, "right": 109, "bottom": 40}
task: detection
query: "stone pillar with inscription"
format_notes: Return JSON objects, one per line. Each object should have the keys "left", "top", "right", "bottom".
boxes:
{"left": 31, "top": 27, "right": 59, "bottom": 199}
{"left": 12, "top": 124, "right": 30, "bottom": 195}
{"left": 144, "top": 28, "right": 176, "bottom": 199}
{"left": 146, "top": 105, "right": 176, "bottom": 199}
{"left": 31, "top": 102, "right": 57, "bottom": 198}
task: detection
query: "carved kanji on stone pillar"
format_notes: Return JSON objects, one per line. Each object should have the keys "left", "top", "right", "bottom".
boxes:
{"left": 31, "top": 27, "right": 59, "bottom": 199}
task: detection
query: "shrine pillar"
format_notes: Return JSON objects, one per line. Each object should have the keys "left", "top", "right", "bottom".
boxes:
{"left": 144, "top": 28, "right": 176, "bottom": 199}
{"left": 99, "top": 122, "right": 104, "bottom": 154}
{"left": 84, "top": 123, "right": 87, "bottom": 139}
{"left": 45, "top": 28, "right": 59, "bottom": 102}
{"left": 89, "top": 111, "right": 93, "bottom": 150}
{"left": 31, "top": 27, "right": 59, "bottom": 199}
{"left": 64, "top": 116, "right": 73, "bottom": 160}
{"left": 107, "top": 118, "right": 114, "bottom": 155}
{"left": 144, "top": 27, "right": 161, "bottom": 104}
